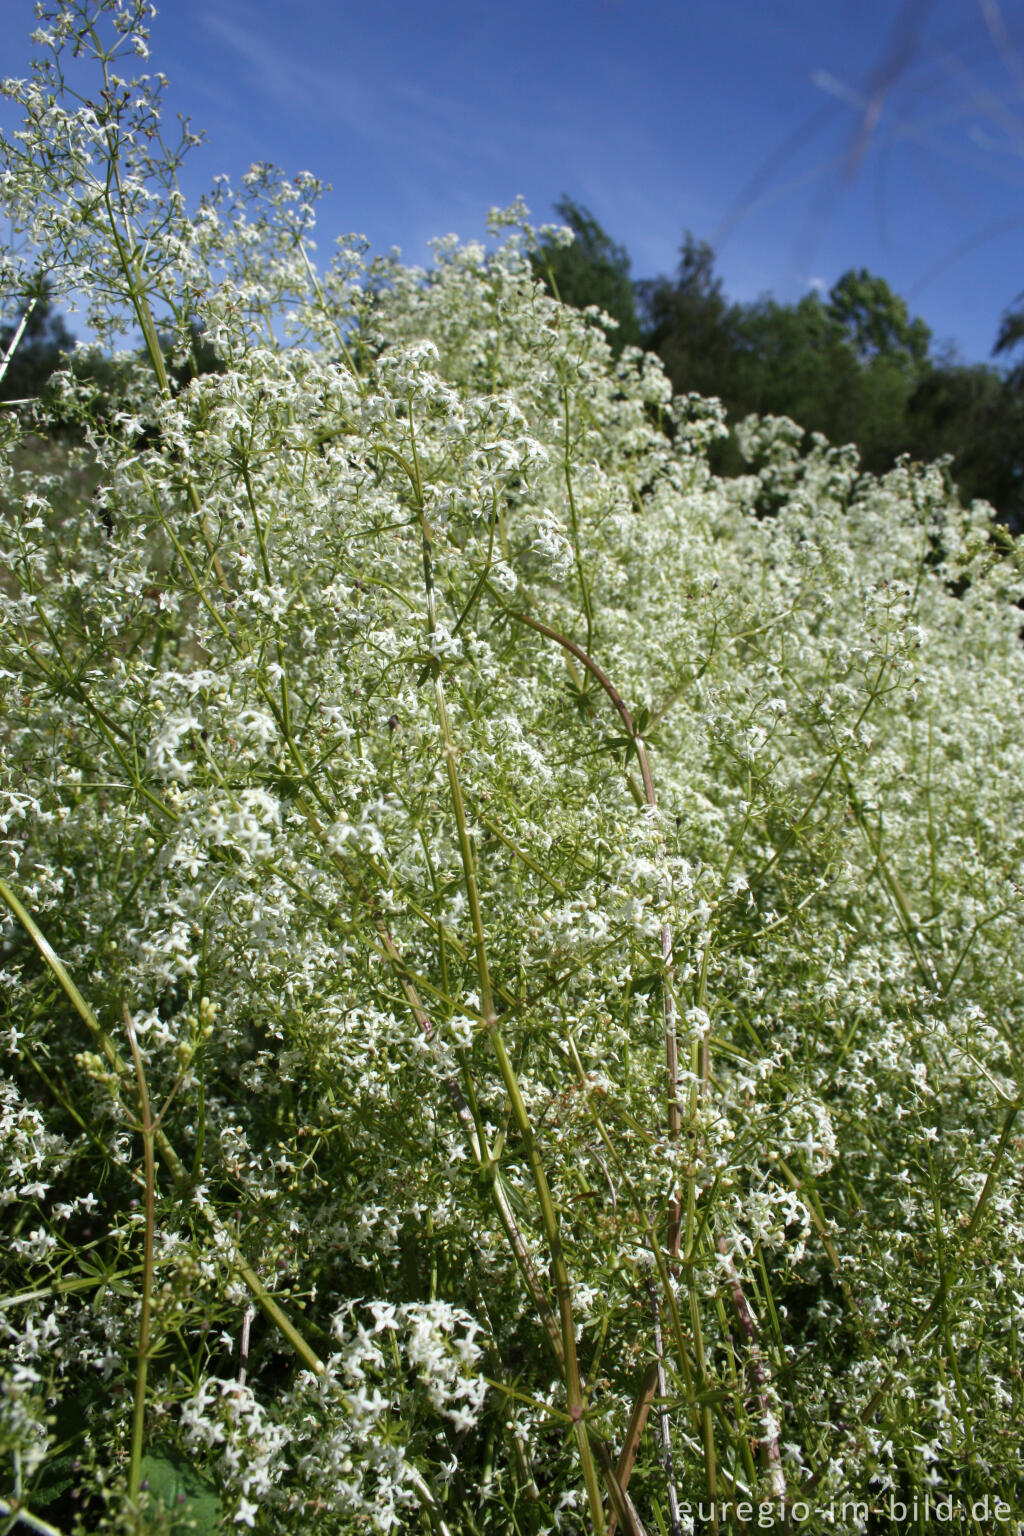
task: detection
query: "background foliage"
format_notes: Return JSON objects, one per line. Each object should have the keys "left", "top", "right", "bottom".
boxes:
{"left": 532, "top": 203, "right": 1024, "bottom": 532}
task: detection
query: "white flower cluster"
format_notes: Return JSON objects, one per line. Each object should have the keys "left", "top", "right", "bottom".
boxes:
{"left": 178, "top": 1301, "right": 486, "bottom": 1528}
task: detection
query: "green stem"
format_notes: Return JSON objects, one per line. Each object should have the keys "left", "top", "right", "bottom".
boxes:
{"left": 94, "top": 64, "right": 228, "bottom": 589}
{"left": 0, "top": 1499, "right": 66, "bottom": 1536}
{"left": 0, "top": 296, "right": 38, "bottom": 387}
{"left": 558, "top": 368, "right": 594, "bottom": 656}
{"left": 805, "top": 1096, "right": 1021, "bottom": 1493}
{"left": 0, "top": 878, "right": 325, "bottom": 1381}
{"left": 406, "top": 411, "right": 605, "bottom": 1531}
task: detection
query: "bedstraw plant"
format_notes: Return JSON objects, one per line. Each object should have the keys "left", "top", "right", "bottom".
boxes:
{"left": 2, "top": 5, "right": 1024, "bottom": 1533}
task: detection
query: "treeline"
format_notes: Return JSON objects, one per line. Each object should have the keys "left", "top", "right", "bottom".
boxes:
{"left": 532, "top": 198, "right": 1024, "bottom": 531}
{"left": 0, "top": 279, "right": 223, "bottom": 427}
{"left": 6, "top": 209, "right": 1024, "bottom": 530}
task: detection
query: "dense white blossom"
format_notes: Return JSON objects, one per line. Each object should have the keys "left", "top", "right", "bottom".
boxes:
{"left": 1, "top": 4, "right": 1023, "bottom": 1533}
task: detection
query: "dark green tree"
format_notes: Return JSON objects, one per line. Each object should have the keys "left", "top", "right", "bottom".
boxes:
{"left": 639, "top": 242, "right": 955, "bottom": 482}
{"left": 993, "top": 290, "right": 1024, "bottom": 381}
{"left": 826, "top": 268, "right": 931, "bottom": 370}
{"left": 981, "top": 294, "right": 1024, "bottom": 528}
{"left": 719, "top": 270, "right": 933, "bottom": 470}
{"left": 0, "top": 280, "right": 75, "bottom": 403}
{"left": 530, "top": 197, "right": 641, "bottom": 354}
{"left": 906, "top": 360, "right": 1024, "bottom": 529}
{"left": 637, "top": 234, "right": 742, "bottom": 401}
{"left": 723, "top": 291, "right": 853, "bottom": 429}
{"left": 635, "top": 226, "right": 1024, "bottom": 526}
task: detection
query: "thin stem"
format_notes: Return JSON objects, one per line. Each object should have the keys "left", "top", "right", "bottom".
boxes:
{"left": 407, "top": 411, "right": 605, "bottom": 1531}
{"left": 265, "top": 786, "right": 571, "bottom": 1366}
{"left": 605, "top": 1365, "right": 658, "bottom": 1536}
{"left": 715, "top": 1237, "right": 786, "bottom": 1500}
{"left": 558, "top": 368, "right": 594, "bottom": 655}
{"left": 0, "top": 878, "right": 325, "bottom": 1379}
{"left": 123, "top": 1006, "right": 156, "bottom": 1507}
{"left": 646, "top": 1277, "right": 683, "bottom": 1536}
{"left": 565, "top": 1034, "right": 753, "bottom": 1513}
{"left": 490, "top": 595, "right": 683, "bottom": 1238}
{"left": 494, "top": 597, "right": 656, "bottom": 804}
{"left": 487, "top": 592, "right": 727, "bottom": 1514}
{"left": 0, "top": 296, "right": 37, "bottom": 387}
{"left": 94, "top": 61, "right": 228, "bottom": 590}
{"left": 238, "top": 1304, "right": 256, "bottom": 1387}
{"left": 0, "top": 1500, "right": 66, "bottom": 1536}
{"left": 805, "top": 1095, "right": 1021, "bottom": 1494}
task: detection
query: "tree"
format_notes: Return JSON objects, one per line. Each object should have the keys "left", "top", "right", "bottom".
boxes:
{"left": 722, "top": 290, "right": 852, "bottom": 426}
{"left": 530, "top": 206, "right": 1020, "bottom": 526}
{"left": 530, "top": 196, "right": 641, "bottom": 354}
{"left": 638, "top": 245, "right": 989, "bottom": 493}
{"left": 907, "top": 360, "right": 1024, "bottom": 532}
{"left": 0, "top": 279, "right": 75, "bottom": 402}
{"left": 993, "top": 291, "right": 1024, "bottom": 386}
{"left": 637, "top": 233, "right": 742, "bottom": 401}
{"left": 826, "top": 267, "right": 931, "bottom": 371}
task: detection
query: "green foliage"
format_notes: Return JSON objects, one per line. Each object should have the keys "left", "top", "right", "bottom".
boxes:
{"left": 994, "top": 287, "right": 1024, "bottom": 374}
{"left": 638, "top": 236, "right": 1024, "bottom": 526}
{"left": 530, "top": 197, "right": 642, "bottom": 355}
{"left": 825, "top": 267, "right": 931, "bottom": 369}
{"left": 907, "top": 359, "right": 1024, "bottom": 531}
{"left": 0, "top": 280, "right": 75, "bottom": 403}
{"left": 637, "top": 233, "right": 739, "bottom": 403}
{"left": 136, "top": 1453, "right": 222, "bottom": 1535}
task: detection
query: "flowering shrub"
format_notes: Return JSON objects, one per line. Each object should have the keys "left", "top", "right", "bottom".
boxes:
{"left": 2, "top": 6, "right": 1024, "bottom": 1534}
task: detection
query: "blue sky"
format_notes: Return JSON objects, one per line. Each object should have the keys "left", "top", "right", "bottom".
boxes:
{"left": 5, "top": 0, "right": 1024, "bottom": 365}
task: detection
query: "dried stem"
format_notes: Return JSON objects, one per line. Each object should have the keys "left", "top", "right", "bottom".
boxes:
{"left": 605, "top": 1365, "right": 658, "bottom": 1536}
{"left": 123, "top": 1006, "right": 156, "bottom": 1508}
{"left": 716, "top": 1237, "right": 786, "bottom": 1500}
{"left": 646, "top": 1277, "right": 683, "bottom": 1536}
{"left": 238, "top": 1304, "right": 256, "bottom": 1387}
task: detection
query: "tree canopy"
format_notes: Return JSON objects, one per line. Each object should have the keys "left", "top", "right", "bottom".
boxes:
{"left": 547, "top": 207, "right": 1024, "bottom": 530}
{"left": 530, "top": 195, "right": 642, "bottom": 354}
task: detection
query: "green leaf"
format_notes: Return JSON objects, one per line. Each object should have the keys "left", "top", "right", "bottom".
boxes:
{"left": 28, "top": 1451, "right": 77, "bottom": 1510}
{"left": 630, "top": 972, "right": 663, "bottom": 999}
{"left": 138, "top": 1451, "right": 222, "bottom": 1535}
